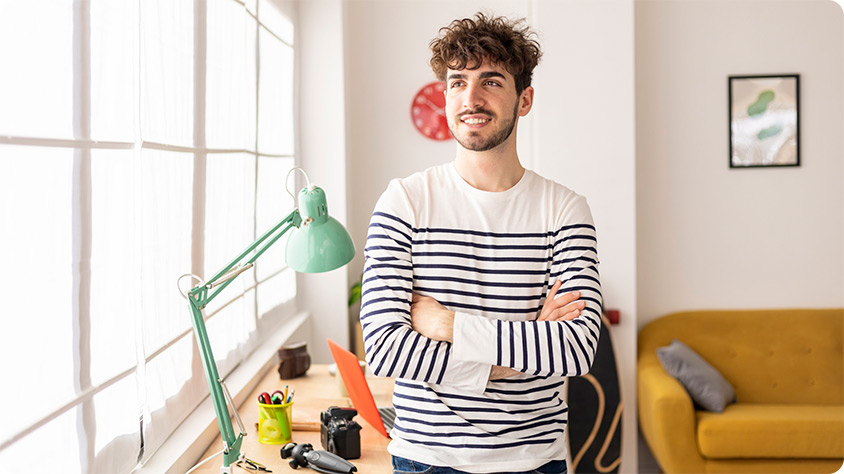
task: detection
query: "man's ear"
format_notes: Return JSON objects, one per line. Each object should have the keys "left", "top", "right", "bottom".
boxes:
{"left": 518, "top": 86, "right": 534, "bottom": 116}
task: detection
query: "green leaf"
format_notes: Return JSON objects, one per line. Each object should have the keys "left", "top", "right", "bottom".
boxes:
{"left": 348, "top": 281, "right": 362, "bottom": 307}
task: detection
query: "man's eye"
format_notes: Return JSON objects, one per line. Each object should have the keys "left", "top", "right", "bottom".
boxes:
{"left": 450, "top": 81, "right": 464, "bottom": 88}
{"left": 485, "top": 80, "right": 500, "bottom": 86}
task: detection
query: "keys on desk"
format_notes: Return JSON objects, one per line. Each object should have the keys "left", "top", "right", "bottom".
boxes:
{"left": 236, "top": 456, "right": 272, "bottom": 472}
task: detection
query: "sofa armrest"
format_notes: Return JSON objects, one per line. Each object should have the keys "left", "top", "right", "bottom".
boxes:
{"left": 638, "top": 357, "right": 705, "bottom": 473}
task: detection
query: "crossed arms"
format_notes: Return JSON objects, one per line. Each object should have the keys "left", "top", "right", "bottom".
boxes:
{"left": 410, "top": 280, "right": 588, "bottom": 380}
{"left": 360, "top": 205, "right": 603, "bottom": 394}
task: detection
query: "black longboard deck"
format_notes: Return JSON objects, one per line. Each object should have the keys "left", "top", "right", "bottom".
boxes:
{"left": 568, "top": 314, "right": 622, "bottom": 473}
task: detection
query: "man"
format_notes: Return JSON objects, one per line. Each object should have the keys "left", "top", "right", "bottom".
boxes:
{"left": 360, "top": 12, "right": 602, "bottom": 474}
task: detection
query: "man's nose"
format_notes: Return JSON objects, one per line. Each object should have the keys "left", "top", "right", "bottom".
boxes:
{"left": 463, "top": 83, "right": 485, "bottom": 109}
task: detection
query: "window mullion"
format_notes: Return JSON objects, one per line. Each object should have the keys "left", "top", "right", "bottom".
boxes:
{"left": 72, "top": 0, "right": 95, "bottom": 471}
{"left": 252, "top": 4, "right": 261, "bottom": 326}
{"left": 133, "top": 0, "right": 147, "bottom": 464}
{"left": 193, "top": 0, "right": 207, "bottom": 281}
{"left": 191, "top": 0, "right": 209, "bottom": 422}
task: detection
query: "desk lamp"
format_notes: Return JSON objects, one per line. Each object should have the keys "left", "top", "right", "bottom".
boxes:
{"left": 178, "top": 167, "right": 355, "bottom": 473}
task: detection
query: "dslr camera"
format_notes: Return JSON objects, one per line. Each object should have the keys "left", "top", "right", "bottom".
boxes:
{"left": 320, "top": 406, "right": 362, "bottom": 460}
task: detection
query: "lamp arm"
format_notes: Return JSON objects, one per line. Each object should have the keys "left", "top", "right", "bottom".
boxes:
{"left": 182, "top": 208, "right": 302, "bottom": 469}
{"left": 190, "top": 209, "right": 301, "bottom": 310}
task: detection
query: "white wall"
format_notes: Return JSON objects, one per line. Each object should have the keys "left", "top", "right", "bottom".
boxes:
{"left": 296, "top": 0, "right": 353, "bottom": 364}
{"left": 635, "top": 0, "right": 844, "bottom": 331}
{"left": 532, "top": 1, "right": 638, "bottom": 471}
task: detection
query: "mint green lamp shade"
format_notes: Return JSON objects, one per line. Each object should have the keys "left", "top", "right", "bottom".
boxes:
{"left": 285, "top": 185, "right": 355, "bottom": 273}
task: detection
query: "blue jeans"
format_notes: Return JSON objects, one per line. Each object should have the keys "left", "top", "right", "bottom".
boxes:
{"left": 391, "top": 456, "right": 567, "bottom": 474}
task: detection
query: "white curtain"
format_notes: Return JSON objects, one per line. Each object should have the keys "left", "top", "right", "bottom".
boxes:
{"left": 0, "top": 0, "right": 296, "bottom": 472}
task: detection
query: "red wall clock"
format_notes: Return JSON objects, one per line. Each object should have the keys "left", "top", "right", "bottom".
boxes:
{"left": 411, "top": 81, "right": 451, "bottom": 141}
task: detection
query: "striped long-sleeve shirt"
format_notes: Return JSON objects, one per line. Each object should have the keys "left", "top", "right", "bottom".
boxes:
{"left": 361, "top": 163, "right": 602, "bottom": 472}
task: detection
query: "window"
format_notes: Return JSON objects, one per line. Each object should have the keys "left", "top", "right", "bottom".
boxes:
{"left": 0, "top": 1, "right": 296, "bottom": 472}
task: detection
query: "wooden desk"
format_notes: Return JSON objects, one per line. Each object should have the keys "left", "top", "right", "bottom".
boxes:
{"left": 193, "top": 364, "right": 394, "bottom": 473}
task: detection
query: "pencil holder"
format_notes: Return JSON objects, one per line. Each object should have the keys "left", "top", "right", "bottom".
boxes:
{"left": 257, "top": 401, "right": 294, "bottom": 445}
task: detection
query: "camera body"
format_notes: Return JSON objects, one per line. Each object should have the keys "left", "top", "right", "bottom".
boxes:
{"left": 320, "top": 406, "right": 361, "bottom": 460}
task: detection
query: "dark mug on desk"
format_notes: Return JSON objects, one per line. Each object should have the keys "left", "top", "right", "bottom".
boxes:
{"left": 278, "top": 341, "right": 311, "bottom": 379}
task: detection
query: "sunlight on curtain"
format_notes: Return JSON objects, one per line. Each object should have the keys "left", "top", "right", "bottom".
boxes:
{"left": 137, "top": 10, "right": 197, "bottom": 462}
{"left": 89, "top": 376, "right": 141, "bottom": 474}
{"left": 141, "top": 335, "right": 204, "bottom": 465}
{"left": 136, "top": 148, "right": 196, "bottom": 464}
{"left": 0, "top": 1, "right": 73, "bottom": 139}
{"left": 0, "top": 148, "right": 75, "bottom": 441}
{"left": 255, "top": 157, "right": 296, "bottom": 316}
{"left": 91, "top": 0, "right": 135, "bottom": 143}
{"left": 204, "top": 153, "right": 256, "bottom": 316}
{"left": 207, "top": 290, "right": 257, "bottom": 377}
{"left": 257, "top": 29, "right": 294, "bottom": 156}
{"left": 255, "top": 156, "right": 292, "bottom": 282}
{"left": 88, "top": 151, "right": 142, "bottom": 472}
{"left": 207, "top": 0, "right": 256, "bottom": 151}
{"left": 139, "top": 149, "right": 193, "bottom": 355}
{"left": 140, "top": 0, "right": 193, "bottom": 147}
{"left": 90, "top": 150, "right": 139, "bottom": 386}
{"left": 204, "top": 152, "right": 257, "bottom": 376}
{"left": 0, "top": 407, "right": 81, "bottom": 473}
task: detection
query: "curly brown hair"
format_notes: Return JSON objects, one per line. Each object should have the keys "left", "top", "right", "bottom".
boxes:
{"left": 429, "top": 12, "right": 542, "bottom": 94}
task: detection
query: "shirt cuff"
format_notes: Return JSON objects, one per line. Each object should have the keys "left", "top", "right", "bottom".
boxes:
{"left": 452, "top": 311, "right": 498, "bottom": 366}
{"left": 432, "top": 358, "right": 491, "bottom": 395}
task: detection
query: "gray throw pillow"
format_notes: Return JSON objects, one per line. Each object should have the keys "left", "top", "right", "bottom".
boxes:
{"left": 657, "top": 339, "right": 736, "bottom": 412}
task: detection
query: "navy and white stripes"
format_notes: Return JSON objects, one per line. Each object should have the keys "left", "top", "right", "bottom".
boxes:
{"left": 361, "top": 164, "right": 602, "bottom": 472}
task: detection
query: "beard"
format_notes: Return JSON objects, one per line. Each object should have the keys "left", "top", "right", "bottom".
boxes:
{"left": 449, "top": 100, "right": 520, "bottom": 152}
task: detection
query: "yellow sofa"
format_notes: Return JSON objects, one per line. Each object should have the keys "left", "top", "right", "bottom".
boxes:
{"left": 638, "top": 309, "right": 844, "bottom": 473}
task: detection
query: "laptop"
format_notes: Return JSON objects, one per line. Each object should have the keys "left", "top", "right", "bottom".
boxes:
{"left": 326, "top": 338, "right": 395, "bottom": 438}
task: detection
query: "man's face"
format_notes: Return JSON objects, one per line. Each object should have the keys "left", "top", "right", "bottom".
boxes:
{"left": 444, "top": 61, "right": 531, "bottom": 152}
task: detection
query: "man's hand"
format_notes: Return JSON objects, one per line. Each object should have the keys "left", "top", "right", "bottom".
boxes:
{"left": 489, "top": 366, "right": 521, "bottom": 380}
{"left": 537, "top": 280, "right": 584, "bottom": 321}
{"left": 410, "top": 294, "right": 455, "bottom": 342}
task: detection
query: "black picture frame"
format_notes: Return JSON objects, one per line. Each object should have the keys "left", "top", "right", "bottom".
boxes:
{"left": 728, "top": 74, "right": 800, "bottom": 168}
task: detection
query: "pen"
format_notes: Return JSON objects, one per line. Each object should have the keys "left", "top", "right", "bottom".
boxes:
{"left": 286, "top": 388, "right": 295, "bottom": 404}
{"left": 283, "top": 385, "right": 289, "bottom": 402}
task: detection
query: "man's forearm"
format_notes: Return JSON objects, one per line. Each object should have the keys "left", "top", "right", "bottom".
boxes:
{"left": 489, "top": 365, "right": 521, "bottom": 380}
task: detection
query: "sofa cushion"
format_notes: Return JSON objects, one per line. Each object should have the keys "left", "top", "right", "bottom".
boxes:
{"left": 697, "top": 404, "right": 844, "bottom": 459}
{"left": 657, "top": 339, "right": 736, "bottom": 412}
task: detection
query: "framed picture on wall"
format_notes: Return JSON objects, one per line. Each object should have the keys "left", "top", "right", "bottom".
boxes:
{"left": 728, "top": 74, "right": 800, "bottom": 168}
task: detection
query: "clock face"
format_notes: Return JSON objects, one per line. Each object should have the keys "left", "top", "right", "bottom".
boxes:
{"left": 411, "top": 81, "right": 451, "bottom": 141}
